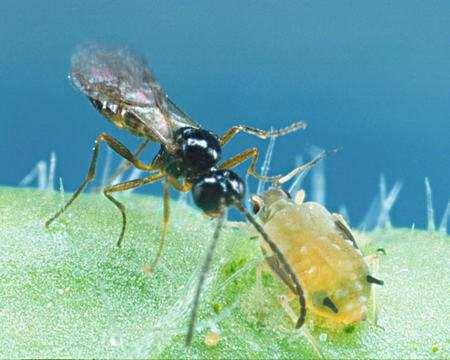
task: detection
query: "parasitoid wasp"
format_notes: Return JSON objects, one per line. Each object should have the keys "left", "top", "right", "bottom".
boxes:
{"left": 45, "top": 44, "right": 325, "bottom": 344}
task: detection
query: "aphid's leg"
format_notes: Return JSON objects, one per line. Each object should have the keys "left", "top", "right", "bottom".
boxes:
{"left": 146, "top": 180, "right": 170, "bottom": 273}
{"left": 186, "top": 208, "right": 226, "bottom": 346}
{"left": 278, "top": 294, "right": 324, "bottom": 359}
{"left": 45, "top": 133, "right": 158, "bottom": 228}
{"left": 106, "top": 140, "right": 150, "bottom": 185}
{"left": 102, "top": 172, "right": 166, "bottom": 247}
{"left": 219, "top": 148, "right": 329, "bottom": 185}
{"left": 167, "top": 177, "right": 192, "bottom": 192}
{"left": 219, "top": 122, "right": 307, "bottom": 146}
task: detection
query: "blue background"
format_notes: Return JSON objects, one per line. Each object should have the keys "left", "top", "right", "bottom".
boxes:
{"left": 1, "top": 1, "right": 449, "bottom": 228}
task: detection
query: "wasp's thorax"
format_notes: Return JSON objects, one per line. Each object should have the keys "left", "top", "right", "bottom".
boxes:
{"left": 153, "top": 127, "right": 244, "bottom": 215}
{"left": 154, "top": 127, "right": 222, "bottom": 181}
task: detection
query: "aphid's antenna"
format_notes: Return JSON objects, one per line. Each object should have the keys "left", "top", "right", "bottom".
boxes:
{"left": 438, "top": 201, "right": 449, "bottom": 235}
{"left": 235, "top": 201, "right": 306, "bottom": 329}
{"left": 309, "top": 146, "right": 326, "bottom": 205}
{"left": 186, "top": 207, "right": 227, "bottom": 346}
{"left": 256, "top": 129, "right": 276, "bottom": 195}
{"left": 288, "top": 155, "right": 304, "bottom": 195}
{"left": 425, "top": 177, "right": 435, "bottom": 231}
{"left": 272, "top": 148, "right": 338, "bottom": 187}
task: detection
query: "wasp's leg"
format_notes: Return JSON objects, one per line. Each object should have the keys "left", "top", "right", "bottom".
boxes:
{"left": 145, "top": 180, "right": 170, "bottom": 273}
{"left": 219, "top": 122, "right": 307, "bottom": 146}
{"left": 45, "top": 133, "right": 159, "bottom": 228}
{"left": 167, "top": 176, "right": 192, "bottom": 192}
{"left": 219, "top": 148, "right": 328, "bottom": 184}
{"left": 278, "top": 295, "right": 324, "bottom": 358}
{"left": 103, "top": 172, "right": 165, "bottom": 247}
{"left": 106, "top": 140, "right": 150, "bottom": 186}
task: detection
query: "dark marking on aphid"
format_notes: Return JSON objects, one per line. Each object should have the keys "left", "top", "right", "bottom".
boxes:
{"left": 366, "top": 275, "right": 384, "bottom": 286}
{"left": 323, "top": 296, "right": 339, "bottom": 313}
{"left": 376, "top": 248, "right": 387, "bottom": 255}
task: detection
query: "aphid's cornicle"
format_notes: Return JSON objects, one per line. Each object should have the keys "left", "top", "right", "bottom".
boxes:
{"left": 252, "top": 188, "right": 384, "bottom": 328}
{"left": 45, "top": 43, "right": 321, "bottom": 345}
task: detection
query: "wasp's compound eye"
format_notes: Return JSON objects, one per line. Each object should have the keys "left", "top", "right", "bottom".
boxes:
{"left": 175, "top": 127, "right": 221, "bottom": 174}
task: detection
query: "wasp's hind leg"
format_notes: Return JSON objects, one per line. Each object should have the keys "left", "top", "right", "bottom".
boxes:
{"left": 45, "top": 133, "right": 158, "bottom": 229}
{"left": 145, "top": 180, "right": 170, "bottom": 273}
{"left": 106, "top": 140, "right": 150, "bottom": 186}
{"left": 219, "top": 122, "right": 307, "bottom": 146}
{"left": 102, "top": 172, "right": 165, "bottom": 247}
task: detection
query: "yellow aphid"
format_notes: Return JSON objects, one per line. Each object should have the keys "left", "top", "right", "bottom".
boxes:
{"left": 252, "top": 188, "right": 383, "bottom": 327}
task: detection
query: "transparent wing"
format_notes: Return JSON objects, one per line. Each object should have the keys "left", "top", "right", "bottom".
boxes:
{"left": 70, "top": 44, "right": 199, "bottom": 145}
{"left": 167, "top": 97, "right": 201, "bottom": 129}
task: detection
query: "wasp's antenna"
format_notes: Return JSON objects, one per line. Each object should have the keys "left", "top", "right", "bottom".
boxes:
{"left": 235, "top": 201, "right": 306, "bottom": 328}
{"left": 273, "top": 148, "right": 337, "bottom": 187}
{"left": 186, "top": 208, "right": 227, "bottom": 346}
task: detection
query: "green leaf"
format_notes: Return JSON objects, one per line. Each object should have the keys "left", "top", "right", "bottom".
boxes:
{"left": 0, "top": 187, "right": 448, "bottom": 358}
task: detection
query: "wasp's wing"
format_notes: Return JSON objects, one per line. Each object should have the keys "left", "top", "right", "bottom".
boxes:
{"left": 70, "top": 44, "right": 195, "bottom": 145}
{"left": 166, "top": 96, "right": 201, "bottom": 129}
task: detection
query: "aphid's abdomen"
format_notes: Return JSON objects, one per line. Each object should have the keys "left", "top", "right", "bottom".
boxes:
{"left": 263, "top": 202, "right": 371, "bottom": 326}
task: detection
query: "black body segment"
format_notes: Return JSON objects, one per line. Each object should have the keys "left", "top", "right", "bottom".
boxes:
{"left": 192, "top": 170, "right": 245, "bottom": 214}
